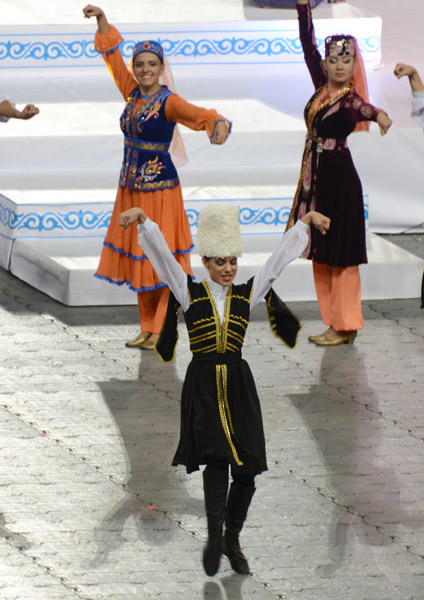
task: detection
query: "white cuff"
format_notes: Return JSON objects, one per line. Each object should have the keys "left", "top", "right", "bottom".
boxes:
{"left": 138, "top": 217, "right": 155, "bottom": 233}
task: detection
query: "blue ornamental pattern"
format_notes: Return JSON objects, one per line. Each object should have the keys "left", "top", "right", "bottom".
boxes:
{"left": 111, "top": 35, "right": 381, "bottom": 60}
{"left": 186, "top": 205, "right": 292, "bottom": 229}
{"left": 187, "top": 201, "right": 368, "bottom": 230}
{"left": 0, "top": 202, "right": 367, "bottom": 235}
{"left": 0, "top": 203, "right": 112, "bottom": 233}
{"left": 0, "top": 34, "right": 380, "bottom": 66}
{"left": 0, "top": 39, "right": 98, "bottom": 61}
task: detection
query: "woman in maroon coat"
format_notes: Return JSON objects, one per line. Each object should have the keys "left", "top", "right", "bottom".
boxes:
{"left": 287, "top": 0, "right": 392, "bottom": 345}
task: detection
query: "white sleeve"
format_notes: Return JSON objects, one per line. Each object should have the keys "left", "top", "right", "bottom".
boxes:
{"left": 138, "top": 218, "right": 190, "bottom": 311}
{"left": 411, "top": 91, "right": 424, "bottom": 128}
{"left": 250, "top": 220, "right": 309, "bottom": 310}
{"left": 0, "top": 93, "right": 15, "bottom": 123}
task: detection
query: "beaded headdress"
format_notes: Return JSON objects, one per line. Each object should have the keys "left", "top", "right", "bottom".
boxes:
{"left": 323, "top": 33, "right": 370, "bottom": 132}
{"left": 132, "top": 40, "right": 164, "bottom": 62}
{"left": 197, "top": 205, "right": 242, "bottom": 258}
{"left": 325, "top": 35, "right": 356, "bottom": 58}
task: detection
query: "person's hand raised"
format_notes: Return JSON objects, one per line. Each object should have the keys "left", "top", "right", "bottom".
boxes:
{"left": 82, "top": 5, "right": 104, "bottom": 19}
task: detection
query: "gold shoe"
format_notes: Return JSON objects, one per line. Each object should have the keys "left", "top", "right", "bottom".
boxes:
{"left": 308, "top": 327, "right": 333, "bottom": 343}
{"left": 125, "top": 332, "right": 151, "bottom": 348}
{"left": 308, "top": 334, "right": 326, "bottom": 342}
{"left": 314, "top": 331, "right": 357, "bottom": 346}
{"left": 140, "top": 338, "right": 157, "bottom": 350}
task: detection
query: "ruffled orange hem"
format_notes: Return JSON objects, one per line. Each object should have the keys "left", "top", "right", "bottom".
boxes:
{"left": 96, "top": 185, "right": 193, "bottom": 292}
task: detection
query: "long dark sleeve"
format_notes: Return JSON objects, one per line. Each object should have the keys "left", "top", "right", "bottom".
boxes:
{"left": 297, "top": 2, "right": 327, "bottom": 90}
{"left": 344, "top": 92, "right": 380, "bottom": 126}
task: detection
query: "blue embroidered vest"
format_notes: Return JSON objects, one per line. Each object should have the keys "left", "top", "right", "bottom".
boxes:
{"left": 119, "top": 85, "right": 179, "bottom": 192}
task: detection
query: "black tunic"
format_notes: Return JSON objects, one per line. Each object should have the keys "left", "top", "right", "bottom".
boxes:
{"left": 156, "top": 276, "right": 301, "bottom": 475}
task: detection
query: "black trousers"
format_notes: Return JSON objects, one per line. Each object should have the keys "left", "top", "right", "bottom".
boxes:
{"left": 206, "top": 459, "right": 255, "bottom": 488}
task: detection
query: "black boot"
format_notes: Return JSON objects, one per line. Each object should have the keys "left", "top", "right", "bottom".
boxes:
{"left": 223, "top": 484, "right": 255, "bottom": 575}
{"left": 202, "top": 466, "right": 229, "bottom": 577}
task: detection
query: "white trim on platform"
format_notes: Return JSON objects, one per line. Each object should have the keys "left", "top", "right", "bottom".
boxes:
{"left": 8, "top": 233, "right": 423, "bottom": 306}
{"left": 0, "top": 14, "right": 381, "bottom": 69}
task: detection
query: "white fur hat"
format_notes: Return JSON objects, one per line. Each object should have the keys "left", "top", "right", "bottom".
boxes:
{"left": 197, "top": 204, "right": 242, "bottom": 258}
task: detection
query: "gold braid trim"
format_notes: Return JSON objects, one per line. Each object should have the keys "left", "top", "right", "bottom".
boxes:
{"left": 192, "top": 344, "right": 220, "bottom": 354}
{"left": 221, "top": 287, "right": 232, "bottom": 352}
{"left": 226, "top": 342, "right": 241, "bottom": 352}
{"left": 306, "top": 83, "right": 352, "bottom": 132}
{"left": 202, "top": 281, "right": 222, "bottom": 351}
{"left": 188, "top": 319, "right": 215, "bottom": 335}
{"left": 229, "top": 315, "right": 248, "bottom": 328}
{"left": 216, "top": 365, "right": 243, "bottom": 466}
{"left": 231, "top": 294, "right": 251, "bottom": 303}
{"left": 189, "top": 331, "right": 217, "bottom": 345}
{"left": 190, "top": 296, "right": 211, "bottom": 304}
{"left": 227, "top": 329, "right": 245, "bottom": 345}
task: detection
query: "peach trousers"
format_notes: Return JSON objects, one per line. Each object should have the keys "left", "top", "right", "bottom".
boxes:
{"left": 312, "top": 262, "right": 364, "bottom": 332}
{"left": 137, "top": 287, "right": 170, "bottom": 335}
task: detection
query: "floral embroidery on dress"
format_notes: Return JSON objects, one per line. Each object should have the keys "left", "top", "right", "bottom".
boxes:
{"left": 360, "top": 104, "right": 372, "bottom": 118}
{"left": 143, "top": 100, "right": 161, "bottom": 123}
{"left": 137, "top": 155, "right": 166, "bottom": 184}
{"left": 120, "top": 87, "right": 168, "bottom": 138}
{"left": 322, "top": 101, "right": 341, "bottom": 121}
{"left": 352, "top": 97, "right": 363, "bottom": 110}
{"left": 302, "top": 153, "right": 312, "bottom": 194}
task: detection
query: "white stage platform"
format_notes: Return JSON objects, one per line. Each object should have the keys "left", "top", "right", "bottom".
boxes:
{"left": 1, "top": 0, "right": 423, "bottom": 306}
{"left": 7, "top": 232, "right": 423, "bottom": 306}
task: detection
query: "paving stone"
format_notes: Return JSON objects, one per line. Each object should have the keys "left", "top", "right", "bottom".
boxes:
{"left": 1, "top": 237, "right": 424, "bottom": 598}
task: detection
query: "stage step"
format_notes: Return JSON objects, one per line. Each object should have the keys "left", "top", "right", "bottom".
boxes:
{"left": 8, "top": 233, "right": 423, "bottom": 306}
{"left": 1, "top": 2, "right": 422, "bottom": 308}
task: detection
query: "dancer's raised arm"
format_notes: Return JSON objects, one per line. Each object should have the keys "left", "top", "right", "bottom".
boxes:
{"left": 82, "top": 4, "right": 110, "bottom": 35}
{"left": 394, "top": 63, "right": 424, "bottom": 92}
{"left": 297, "top": 0, "right": 327, "bottom": 89}
{"left": 394, "top": 63, "right": 424, "bottom": 128}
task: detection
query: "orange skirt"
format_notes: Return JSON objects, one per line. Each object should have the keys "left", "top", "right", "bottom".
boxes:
{"left": 95, "top": 185, "right": 193, "bottom": 292}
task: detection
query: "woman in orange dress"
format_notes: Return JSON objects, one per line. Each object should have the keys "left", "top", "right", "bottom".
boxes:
{"left": 83, "top": 5, "right": 231, "bottom": 349}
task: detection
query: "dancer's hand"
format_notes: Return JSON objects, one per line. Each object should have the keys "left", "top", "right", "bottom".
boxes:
{"left": 82, "top": 4, "right": 110, "bottom": 33}
{"left": 394, "top": 63, "right": 424, "bottom": 92}
{"left": 119, "top": 208, "right": 147, "bottom": 230}
{"left": 19, "top": 104, "right": 39, "bottom": 120}
{"left": 394, "top": 63, "right": 416, "bottom": 80}
{"left": 301, "top": 211, "right": 330, "bottom": 235}
{"left": 211, "top": 120, "right": 230, "bottom": 145}
{"left": 377, "top": 111, "right": 392, "bottom": 136}
{"left": 82, "top": 5, "right": 104, "bottom": 19}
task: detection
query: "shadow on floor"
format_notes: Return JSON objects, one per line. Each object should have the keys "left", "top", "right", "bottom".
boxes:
{"left": 89, "top": 354, "right": 203, "bottom": 566}
{"left": 288, "top": 347, "right": 409, "bottom": 575}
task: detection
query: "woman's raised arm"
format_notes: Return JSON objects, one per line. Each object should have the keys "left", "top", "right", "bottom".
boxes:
{"left": 82, "top": 4, "right": 110, "bottom": 35}
{"left": 297, "top": 1, "right": 327, "bottom": 90}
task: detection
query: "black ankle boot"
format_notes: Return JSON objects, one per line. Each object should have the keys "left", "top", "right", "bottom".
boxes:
{"left": 202, "top": 466, "right": 229, "bottom": 577}
{"left": 223, "top": 484, "right": 255, "bottom": 575}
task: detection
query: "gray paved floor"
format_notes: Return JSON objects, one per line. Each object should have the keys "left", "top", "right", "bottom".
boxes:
{"left": 0, "top": 234, "right": 423, "bottom": 600}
